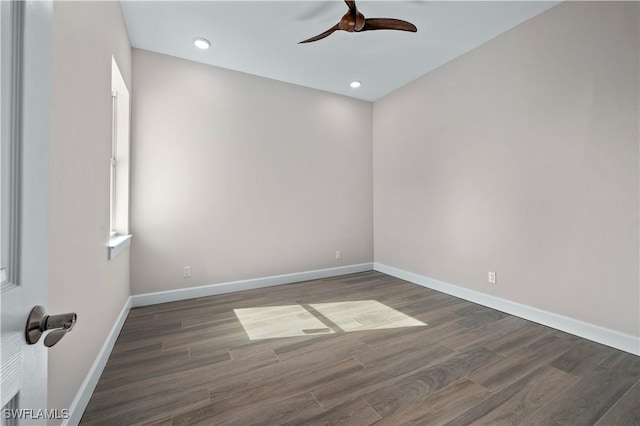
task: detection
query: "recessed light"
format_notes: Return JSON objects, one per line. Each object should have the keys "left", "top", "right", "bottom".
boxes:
{"left": 194, "top": 38, "right": 211, "bottom": 50}
{"left": 350, "top": 81, "right": 361, "bottom": 88}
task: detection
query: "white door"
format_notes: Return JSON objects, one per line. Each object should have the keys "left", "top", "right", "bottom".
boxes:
{"left": 1, "top": 0, "right": 53, "bottom": 424}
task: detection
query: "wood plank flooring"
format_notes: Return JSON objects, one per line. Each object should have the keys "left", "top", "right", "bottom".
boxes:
{"left": 81, "top": 271, "right": 640, "bottom": 425}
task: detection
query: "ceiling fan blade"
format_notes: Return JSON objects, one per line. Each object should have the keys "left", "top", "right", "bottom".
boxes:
{"left": 344, "top": 0, "right": 357, "bottom": 14}
{"left": 362, "top": 18, "right": 417, "bottom": 32}
{"left": 299, "top": 23, "right": 340, "bottom": 44}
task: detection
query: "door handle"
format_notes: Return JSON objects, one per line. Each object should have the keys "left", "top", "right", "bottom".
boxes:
{"left": 25, "top": 305, "right": 77, "bottom": 347}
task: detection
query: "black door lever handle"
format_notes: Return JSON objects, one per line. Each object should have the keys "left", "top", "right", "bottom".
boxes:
{"left": 25, "top": 305, "right": 77, "bottom": 347}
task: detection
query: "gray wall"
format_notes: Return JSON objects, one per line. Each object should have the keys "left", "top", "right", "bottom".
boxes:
{"left": 130, "top": 50, "right": 373, "bottom": 295}
{"left": 49, "top": 0, "right": 131, "bottom": 415}
{"left": 373, "top": 1, "right": 639, "bottom": 337}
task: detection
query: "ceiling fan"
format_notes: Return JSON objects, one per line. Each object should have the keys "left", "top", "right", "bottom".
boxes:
{"left": 299, "top": 0, "right": 417, "bottom": 44}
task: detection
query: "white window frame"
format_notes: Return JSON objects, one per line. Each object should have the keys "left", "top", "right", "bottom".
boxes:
{"left": 108, "top": 57, "right": 131, "bottom": 259}
{"left": 110, "top": 89, "right": 118, "bottom": 237}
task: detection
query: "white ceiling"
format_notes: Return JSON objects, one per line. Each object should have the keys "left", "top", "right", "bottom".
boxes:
{"left": 121, "top": 1, "right": 559, "bottom": 101}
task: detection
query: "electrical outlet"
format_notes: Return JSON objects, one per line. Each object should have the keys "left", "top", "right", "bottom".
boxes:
{"left": 488, "top": 271, "right": 496, "bottom": 284}
{"left": 335, "top": 250, "right": 342, "bottom": 260}
{"left": 183, "top": 266, "right": 192, "bottom": 278}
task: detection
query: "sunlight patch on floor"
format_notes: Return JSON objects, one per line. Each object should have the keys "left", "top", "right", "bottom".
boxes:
{"left": 233, "top": 305, "right": 334, "bottom": 340}
{"left": 234, "top": 300, "right": 426, "bottom": 340}
{"left": 310, "top": 300, "right": 426, "bottom": 332}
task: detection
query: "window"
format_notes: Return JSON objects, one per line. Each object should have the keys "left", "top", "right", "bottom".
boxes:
{"left": 108, "top": 57, "right": 131, "bottom": 259}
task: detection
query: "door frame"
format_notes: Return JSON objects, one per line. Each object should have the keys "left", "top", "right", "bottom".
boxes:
{"left": 0, "top": 0, "right": 52, "bottom": 420}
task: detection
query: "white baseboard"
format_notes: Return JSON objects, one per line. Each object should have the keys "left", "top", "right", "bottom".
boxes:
{"left": 65, "top": 260, "right": 636, "bottom": 426}
{"left": 374, "top": 262, "right": 640, "bottom": 356}
{"left": 63, "top": 296, "right": 132, "bottom": 426}
{"left": 131, "top": 263, "right": 374, "bottom": 308}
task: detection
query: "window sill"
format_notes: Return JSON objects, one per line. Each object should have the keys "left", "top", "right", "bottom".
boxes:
{"left": 108, "top": 234, "right": 132, "bottom": 260}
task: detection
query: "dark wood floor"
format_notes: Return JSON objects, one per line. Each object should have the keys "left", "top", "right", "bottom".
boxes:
{"left": 81, "top": 271, "right": 639, "bottom": 425}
